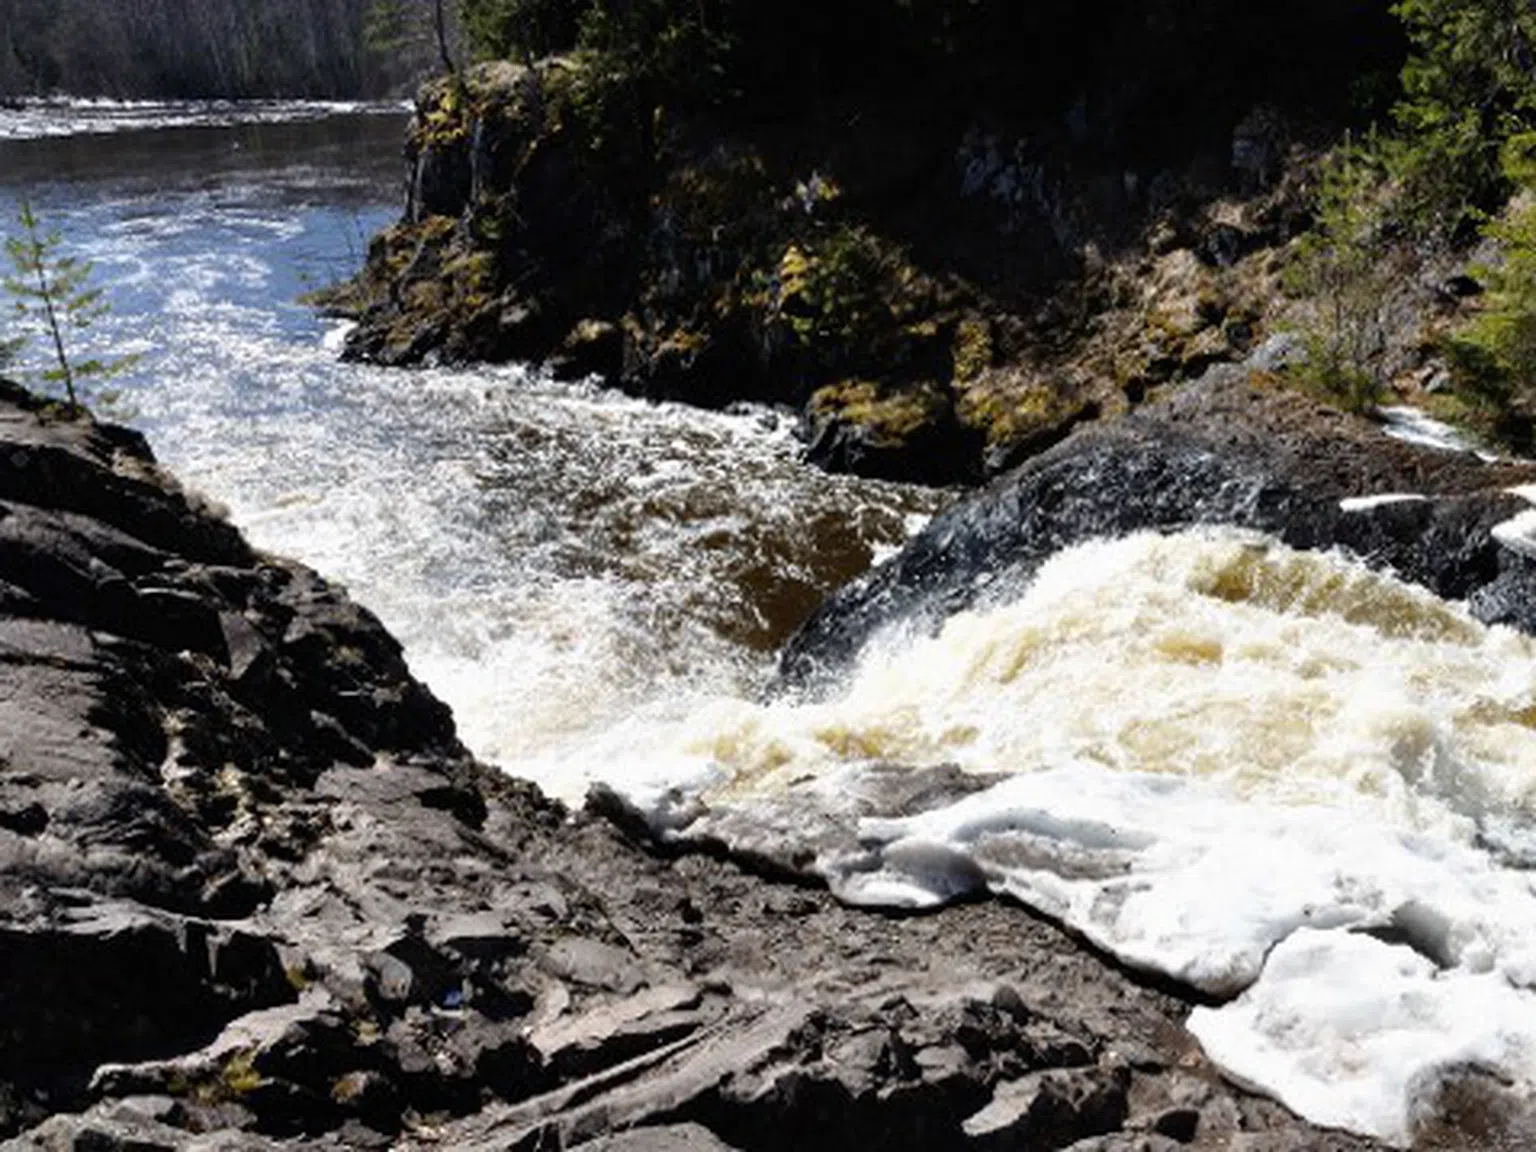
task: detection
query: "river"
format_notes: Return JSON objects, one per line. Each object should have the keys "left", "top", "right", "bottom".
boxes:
{"left": 0, "top": 102, "right": 945, "bottom": 801}
{"left": 6, "top": 103, "right": 1536, "bottom": 1148}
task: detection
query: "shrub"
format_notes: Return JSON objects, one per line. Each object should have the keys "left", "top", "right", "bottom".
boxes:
{"left": 1390, "top": 0, "right": 1536, "bottom": 241}
{"left": 1445, "top": 135, "right": 1536, "bottom": 416}
{"left": 3, "top": 200, "right": 137, "bottom": 411}
{"left": 1285, "top": 139, "right": 1401, "bottom": 412}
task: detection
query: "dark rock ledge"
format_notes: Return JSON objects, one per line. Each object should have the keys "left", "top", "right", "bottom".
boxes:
{"left": 0, "top": 374, "right": 1389, "bottom": 1151}
{"left": 783, "top": 365, "right": 1536, "bottom": 690}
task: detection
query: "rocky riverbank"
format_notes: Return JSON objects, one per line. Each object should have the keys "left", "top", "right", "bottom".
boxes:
{"left": 0, "top": 378, "right": 1414, "bottom": 1150}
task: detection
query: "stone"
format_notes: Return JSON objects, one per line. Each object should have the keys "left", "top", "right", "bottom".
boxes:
{"left": 961, "top": 1068, "right": 1130, "bottom": 1150}
{"left": 571, "top": 1123, "right": 743, "bottom": 1151}
{"left": 781, "top": 366, "right": 1536, "bottom": 689}
{"left": 0, "top": 901, "right": 291, "bottom": 1102}
{"left": 541, "top": 937, "right": 645, "bottom": 994}
{"left": 551, "top": 319, "right": 624, "bottom": 382}
{"left": 1150, "top": 1107, "right": 1200, "bottom": 1141}
{"left": 530, "top": 984, "right": 709, "bottom": 1080}
{"left": 1063, "top": 1137, "right": 1185, "bottom": 1152}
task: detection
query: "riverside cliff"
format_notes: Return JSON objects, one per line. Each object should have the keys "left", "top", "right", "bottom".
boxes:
{"left": 0, "top": 379, "right": 1410, "bottom": 1149}
{"left": 328, "top": 1, "right": 1426, "bottom": 484}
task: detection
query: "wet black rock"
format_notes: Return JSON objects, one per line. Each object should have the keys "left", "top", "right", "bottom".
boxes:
{"left": 782, "top": 365, "right": 1536, "bottom": 689}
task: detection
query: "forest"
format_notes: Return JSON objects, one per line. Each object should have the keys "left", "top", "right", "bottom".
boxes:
{"left": 0, "top": 0, "right": 453, "bottom": 99}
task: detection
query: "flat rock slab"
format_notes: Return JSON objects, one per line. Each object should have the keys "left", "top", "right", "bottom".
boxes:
{"left": 573, "top": 1123, "right": 743, "bottom": 1151}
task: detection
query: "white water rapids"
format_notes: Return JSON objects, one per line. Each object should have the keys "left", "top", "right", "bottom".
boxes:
{"left": 598, "top": 527, "right": 1536, "bottom": 1144}
{"left": 6, "top": 105, "right": 1536, "bottom": 1145}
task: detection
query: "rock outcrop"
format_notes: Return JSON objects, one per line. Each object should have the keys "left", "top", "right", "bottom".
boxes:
{"left": 781, "top": 365, "right": 1536, "bottom": 689}
{"left": 327, "top": 0, "right": 1412, "bottom": 486}
{"left": 0, "top": 379, "right": 1397, "bottom": 1149}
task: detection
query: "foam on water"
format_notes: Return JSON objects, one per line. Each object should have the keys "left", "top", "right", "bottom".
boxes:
{"left": 1494, "top": 484, "right": 1536, "bottom": 562}
{"left": 0, "top": 97, "right": 408, "bottom": 140}
{"left": 1379, "top": 404, "right": 1498, "bottom": 460}
{"left": 1339, "top": 492, "right": 1427, "bottom": 512}
{"left": 594, "top": 528, "right": 1536, "bottom": 1144}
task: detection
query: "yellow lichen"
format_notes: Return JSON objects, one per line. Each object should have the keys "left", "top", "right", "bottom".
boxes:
{"left": 810, "top": 380, "right": 943, "bottom": 443}
{"left": 952, "top": 318, "right": 994, "bottom": 387}
{"left": 219, "top": 1049, "right": 263, "bottom": 1098}
{"left": 958, "top": 378, "right": 1072, "bottom": 446}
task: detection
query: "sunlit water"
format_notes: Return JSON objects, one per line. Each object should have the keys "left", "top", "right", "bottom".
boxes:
{"left": 7, "top": 105, "right": 1536, "bottom": 1146}
{"left": 0, "top": 97, "right": 410, "bottom": 141}
{"left": 0, "top": 105, "right": 943, "bottom": 798}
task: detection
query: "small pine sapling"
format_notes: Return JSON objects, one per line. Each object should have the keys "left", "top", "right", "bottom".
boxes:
{"left": 2, "top": 199, "right": 137, "bottom": 412}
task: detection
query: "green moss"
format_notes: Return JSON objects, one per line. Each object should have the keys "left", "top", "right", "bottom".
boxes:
{"left": 958, "top": 379, "right": 1073, "bottom": 446}
{"left": 331, "top": 1071, "right": 372, "bottom": 1105}
{"left": 217, "top": 1048, "right": 264, "bottom": 1099}
{"left": 951, "top": 318, "right": 993, "bottom": 386}
{"left": 661, "top": 327, "right": 709, "bottom": 355}
{"left": 284, "top": 960, "right": 315, "bottom": 993}
{"left": 809, "top": 380, "right": 944, "bottom": 443}
{"left": 415, "top": 76, "right": 473, "bottom": 147}
{"left": 1195, "top": 286, "right": 1230, "bottom": 324}
{"left": 772, "top": 227, "right": 936, "bottom": 360}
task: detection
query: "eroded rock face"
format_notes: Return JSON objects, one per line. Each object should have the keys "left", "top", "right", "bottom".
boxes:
{"left": 0, "top": 378, "right": 1386, "bottom": 1149}
{"left": 781, "top": 367, "right": 1536, "bottom": 689}
{"left": 331, "top": 15, "right": 1390, "bottom": 490}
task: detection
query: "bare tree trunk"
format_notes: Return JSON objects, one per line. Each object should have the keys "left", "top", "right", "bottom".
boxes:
{"left": 27, "top": 237, "right": 76, "bottom": 410}
{"left": 433, "top": 0, "right": 455, "bottom": 75}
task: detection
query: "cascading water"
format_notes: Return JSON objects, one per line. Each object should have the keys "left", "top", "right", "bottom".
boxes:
{"left": 7, "top": 104, "right": 1536, "bottom": 1146}
{"left": 597, "top": 526, "right": 1536, "bottom": 1143}
{"left": 0, "top": 104, "right": 944, "bottom": 804}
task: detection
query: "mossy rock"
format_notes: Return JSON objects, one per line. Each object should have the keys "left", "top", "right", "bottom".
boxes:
{"left": 951, "top": 317, "right": 995, "bottom": 387}
{"left": 804, "top": 380, "right": 978, "bottom": 485}
{"left": 808, "top": 380, "right": 947, "bottom": 443}
{"left": 955, "top": 368, "right": 1101, "bottom": 474}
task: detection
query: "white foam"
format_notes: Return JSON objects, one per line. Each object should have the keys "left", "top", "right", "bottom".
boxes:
{"left": 1494, "top": 509, "right": 1536, "bottom": 561}
{"left": 593, "top": 528, "right": 1536, "bottom": 1143}
{"left": 0, "top": 97, "right": 409, "bottom": 140}
{"left": 321, "top": 320, "right": 357, "bottom": 352}
{"left": 1379, "top": 405, "right": 1498, "bottom": 461}
{"left": 1191, "top": 929, "right": 1536, "bottom": 1145}
{"left": 1492, "top": 486, "right": 1536, "bottom": 561}
{"left": 1339, "top": 493, "right": 1428, "bottom": 513}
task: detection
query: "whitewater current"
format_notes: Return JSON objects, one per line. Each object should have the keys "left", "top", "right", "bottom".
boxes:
{"left": 6, "top": 105, "right": 1536, "bottom": 1146}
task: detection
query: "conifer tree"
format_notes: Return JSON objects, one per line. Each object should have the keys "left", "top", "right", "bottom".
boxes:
{"left": 1287, "top": 138, "right": 1400, "bottom": 412}
{"left": 2, "top": 199, "right": 135, "bottom": 411}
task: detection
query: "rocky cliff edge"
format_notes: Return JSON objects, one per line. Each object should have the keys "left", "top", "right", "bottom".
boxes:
{"left": 0, "top": 382, "right": 1393, "bottom": 1151}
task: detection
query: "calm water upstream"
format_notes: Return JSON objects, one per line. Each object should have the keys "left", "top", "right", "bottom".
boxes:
{"left": 10, "top": 103, "right": 1536, "bottom": 1145}
{"left": 0, "top": 102, "right": 944, "bottom": 799}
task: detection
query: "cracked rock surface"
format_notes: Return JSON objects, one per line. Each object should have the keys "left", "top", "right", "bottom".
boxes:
{"left": 0, "top": 378, "right": 1399, "bottom": 1149}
